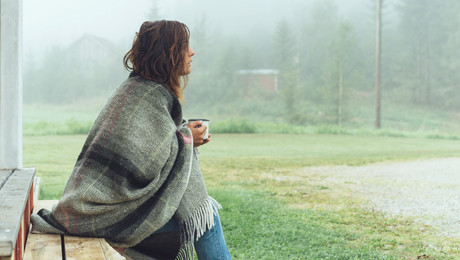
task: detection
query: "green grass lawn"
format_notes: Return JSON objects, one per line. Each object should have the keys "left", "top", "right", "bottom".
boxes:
{"left": 23, "top": 103, "right": 102, "bottom": 123}
{"left": 210, "top": 189, "right": 391, "bottom": 259}
{"left": 200, "top": 134, "right": 460, "bottom": 160}
{"left": 24, "top": 134, "right": 460, "bottom": 259}
{"left": 198, "top": 134, "right": 460, "bottom": 178}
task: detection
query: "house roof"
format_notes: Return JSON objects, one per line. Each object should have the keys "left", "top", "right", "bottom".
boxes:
{"left": 68, "top": 33, "right": 118, "bottom": 54}
{"left": 235, "top": 69, "right": 279, "bottom": 75}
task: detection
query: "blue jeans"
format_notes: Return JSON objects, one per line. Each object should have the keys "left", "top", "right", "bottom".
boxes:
{"left": 154, "top": 213, "right": 232, "bottom": 260}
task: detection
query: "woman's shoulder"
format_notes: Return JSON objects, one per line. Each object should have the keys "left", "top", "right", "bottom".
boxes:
{"left": 126, "top": 74, "right": 176, "bottom": 101}
{"left": 115, "top": 75, "right": 182, "bottom": 119}
{"left": 114, "top": 74, "right": 173, "bottom": 104}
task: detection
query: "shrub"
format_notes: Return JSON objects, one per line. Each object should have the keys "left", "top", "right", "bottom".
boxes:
{"left": 211, "top": 119, "right": 257, "bottom": 134}
{"left": 24, "top": 118, "right": 93, "bottom": 136}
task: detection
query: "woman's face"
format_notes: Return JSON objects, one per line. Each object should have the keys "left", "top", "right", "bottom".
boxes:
{"left": 182, "top": 46, "right": 195, "bottom": 75}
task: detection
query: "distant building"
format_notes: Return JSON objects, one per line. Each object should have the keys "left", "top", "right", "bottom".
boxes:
{"left": 66, "top": 33, "right": 119, "bottom": 70}
{"left": 68, "top": 33, "right": 119, "bottom": 62}
{"left": 63, "top": 34, "right": 125, "bottom": 95}
{"left": 235, "top": 69, "right": 280, "bottom": 92}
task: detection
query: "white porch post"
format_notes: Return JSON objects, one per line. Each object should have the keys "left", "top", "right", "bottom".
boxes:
{"left": 0, "top": 0, "right": 23, "bottom": 169}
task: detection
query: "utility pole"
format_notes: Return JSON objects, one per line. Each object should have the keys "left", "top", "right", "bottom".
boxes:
{"left": 338, "top": 57, "right": 343, "bottom": 127}
{"left": 375, "top": 0, "right": 382, "bottom": 128}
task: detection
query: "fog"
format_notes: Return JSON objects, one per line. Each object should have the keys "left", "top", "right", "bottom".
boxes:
{"left": 24, "top": 0, "right": 377, "bottom": 53}
{"left": 24, "top": 0, "right": 382, "bottom": 59}
{"left": 23, "top": 0, "right": 460, "bottom": 132}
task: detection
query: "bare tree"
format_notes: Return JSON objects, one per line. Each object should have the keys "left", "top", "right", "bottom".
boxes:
{"left": 375, "top": 0, "right": 382, "bottom": 128}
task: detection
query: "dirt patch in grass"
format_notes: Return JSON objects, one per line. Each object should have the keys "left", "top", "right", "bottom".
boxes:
{"left": 202, "top": 157, "right": 460, "bottom": 259}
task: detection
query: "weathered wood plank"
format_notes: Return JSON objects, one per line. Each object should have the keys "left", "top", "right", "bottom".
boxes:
{"left": 33, "top": 177, "right": 41, "bottom": 203}
{"left": 24, "top": 200, "right": 62, "bottom": 260}
{"left": 23, "top": 234, "right": 62, "bottom": 260}
{"left": 99, "top": 239, "right": 125, "bottom": 260}
{"left": 0, "top": 250, "right": 14, "bottom": 260}
{"left": 0, "top": 170, "right": 12, "bottom": 190}
{"left": 98, "top": 239, "right": 113, "bottom": 260}
{"left": 64, "top": 236, "right": 107, "bottom": 260}
{"left": 28, "top": 200, "right": 125, "bottom": 260}
{"left": 32, "top": 200, "right": 57, "bottom": 215}
{"left": 15, "top": 217, "right": 23, "bottom": 260}
{"left": 0, "top": 168, "right": 35, "bottom": 256}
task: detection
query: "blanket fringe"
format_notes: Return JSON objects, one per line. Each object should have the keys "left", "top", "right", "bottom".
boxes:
{"left": 176, "top": 197, "right": 222, "bottom": 260}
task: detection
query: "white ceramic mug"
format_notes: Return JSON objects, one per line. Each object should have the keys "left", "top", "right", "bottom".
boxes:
{"left": 188, "top": 119, "right": 210, "bottom": 140}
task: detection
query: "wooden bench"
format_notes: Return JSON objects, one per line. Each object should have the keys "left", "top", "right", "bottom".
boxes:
{"left": 0, "top": 168, "right": 36, "bottom": 260}
{"left": 24, "top": 200, "right": 125, "bottom": 260}
{"left": 0, "top": 168, "right": 124, "bottom": 260}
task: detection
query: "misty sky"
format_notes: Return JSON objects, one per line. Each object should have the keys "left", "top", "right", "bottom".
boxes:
{"left": 24, "top": 0, "right": 400, "bottom": 61}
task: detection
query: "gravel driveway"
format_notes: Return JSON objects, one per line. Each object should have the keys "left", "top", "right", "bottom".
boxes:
{"left": 304, "top": 157, "right": 460, "bottom": 237}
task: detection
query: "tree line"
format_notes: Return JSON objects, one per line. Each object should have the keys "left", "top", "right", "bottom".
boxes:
{"left": 186, "top": 0, "right": 460, "bottom": 127}
{"left": 24, "top": 0, "right": 460, "bottom": 129}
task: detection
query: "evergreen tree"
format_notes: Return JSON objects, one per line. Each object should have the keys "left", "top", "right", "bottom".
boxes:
{"left": 273, "top": 19, "right": 296, "bottom": 72}
{"left": 300, "top": 0, "right": 339, "bottom": 112}
{"left": 397, "top": 0, "right": 449, "bottom": 106}
{"left": 23, "top": 52, "right": 39, "bottom": 103}
{"left": 36, "top": 46, "right": 69, "bottom": 103}
{"left": 272, "top": 19, "right": 299, "bottom": 123}
{"left": 440, "top": 0, "right": 460, "bottom": 108}
{"left": 146, "top": 0, "right": 161, "bottom": 21}
{"left": 185, "top": 14, "right": 216, "bottom": 108}
{"left": 327, "top": 19, "right": 356, "bottom": 126}
{"left": 190, "top": 14, "right": 212, "bottom": 72}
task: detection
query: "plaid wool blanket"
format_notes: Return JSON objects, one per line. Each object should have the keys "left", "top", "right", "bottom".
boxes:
{"left": 31, "top": 75, "right": 220, "bottom": 260}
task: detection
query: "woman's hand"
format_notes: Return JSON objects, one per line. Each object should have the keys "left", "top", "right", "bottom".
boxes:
{"left": 187, "top": 121, "right": 211, "bottom": 147}
{"left": 202, "top": 133, "right": 211, "bottom": 145}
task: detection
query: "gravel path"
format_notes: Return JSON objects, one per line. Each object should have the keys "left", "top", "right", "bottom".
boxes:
{"left": 306, "top": 157, "right": 460, "bottom": 237}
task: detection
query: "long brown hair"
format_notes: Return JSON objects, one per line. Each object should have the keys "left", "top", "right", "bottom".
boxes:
{"left": 123, "top": 20, "right": 190, "bottom": 101}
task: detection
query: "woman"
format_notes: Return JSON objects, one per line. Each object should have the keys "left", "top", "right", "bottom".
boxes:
{"left": 31, "top": 20, "right": 232, "bottom": 260}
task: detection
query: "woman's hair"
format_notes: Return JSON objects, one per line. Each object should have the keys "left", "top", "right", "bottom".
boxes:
{"left": 123, "top": 20, "right": 190, "bottom": 101}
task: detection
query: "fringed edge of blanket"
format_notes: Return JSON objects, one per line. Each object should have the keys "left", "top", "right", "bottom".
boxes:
{"left": 176, "top": 196, "right": 222, "bottom": 260}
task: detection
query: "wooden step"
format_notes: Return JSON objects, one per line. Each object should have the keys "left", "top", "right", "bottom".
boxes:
{"left": 25, "top": 200, "right": 125, "bottom": 260}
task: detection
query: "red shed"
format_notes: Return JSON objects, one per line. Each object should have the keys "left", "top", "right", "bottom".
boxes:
{"left": 235, "top": 69, "right": 280, "bottom": 92}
